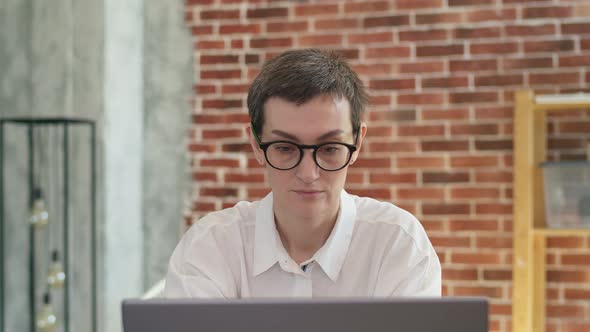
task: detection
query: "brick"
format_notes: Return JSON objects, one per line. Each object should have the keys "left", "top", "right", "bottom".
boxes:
{"left": 202, "top": 128, "right": 242, "bottom": 139}
{"left": 471, "top": 41, "right": 518, "bottom": 55}
{"left": 422, "top": 108, "right": 469, "bottom": 120}
{"left": 201, "top": 158, "right": 240, "bottom": 168}
{"left": 449, "top": 0, "right": 494, "bottom": 6}
{"left": 483, "top": 269, "right": 512, "bottom": 281}
{"left": 547, "top": 237, "right": 586, "bottom": 249}
{"left": 450, "top": 92, "right": 498, "bottom": 104}
{"left": 366, "top": 46, "right": 412, "bottom": 59}
{"left": 548, "top": 138, "right": 584, "bottom": 149}
{"left": 416, "top": 12, "right": 462, "bottom": 25}
{"left": 451, "top": 187, "right": 500, "bottom": 199}
{"left": 267, "top": 21, "right": 308, "bottom": 33}
{"left": 583, "top": 38, "right": 590, "bottom": 50}
{"left": 346, "top": 172, "right": 365, "bottom": 184}
{"left": 416, "top": 44, "right": 464, "bottom": 57}
{"left": 395, "top": 0, "right": 443, "bottom": 10}
{"left": 397, "top": 156, "right": 445, "bottom": 168}
{"left": 450, "top": 59, "right": 497, "bottom": 72}
{"left": 451, "top": 253, "right": 501, "bottom": 265}
{"left": 222, "top": 84, "right": 249, "bottom": 94}
{"left": 430, "top": 236, "right": 471, "bottom": 248}
{"left": 316, "top": 18, "right": 359, "bottom": 30}
{"left": 454, "top": 286, "right": 503, "bottom": 298}
{"left": 193, "top": 84, "right": 217, "bottom": 95}
{"left": 250, "top": 37, "right": 293, "bottom": 48}
{"left": 475, "top": 74, "right": 523, "bottom": 87}
{"left": 524, "top": 6, "right": 572, "bottom": 19}
{"left": 399, "top": 29, "right": 448, "bottom": 42}
{"left": 370, "top": 78, "right": 415, "bottom": 90}
{"left": 222, "top": 143, "right": 251, "bottom": 153}
{"left": 524, "top": 39, "right": 575, "bottom": 53}
{"left": 474, "top": 107, "right": 513, "bottom": 119}
{"left": 224, "top": 173, "right": 265, "bottom": 183}
{"left": 530, "top": 72, "right": 580, "bottom": 85}
{"left": 398, "top": 93, "right": 444, "bottom": 105}
{"left": 202, "top": 99, "right": 242, "bottom": 109}
{"left": 230, "top": 39, "right": 243, "bottom": 49}
{"left": 422, "top": 140, "right": 469, "bottom": 152}
{"left": 188, "top": 143, "right": 215, "bottom": 153}
{"left": 247, "top": 7, "right": 288, "bottom": 19}
{"left": 353, "top": 158, "right": 391, "bottom": 168}
{"left": 475, "top": 139, "right": 513, "bottom": 151}
{"left": 219, "top": 24, "right": 261, "bottom": 34}
{"left": 476, "top": 236, "right": 512, "bottom": 249}
{"left": 399, "top": 61, "right": 445, "bottom": 74}
{"left": 559, "top": 121, "right": 590, "bottom": 134}
{"left": 193, "top": 201, "right": 215, "bottom": 212}
{"left": 466, "top": 8, "right": 517, "bottom": 22}
{"left": 369, "top": 172, "right": 417, "bottom": 184}
{"left": 423, "top": 204, "right": 470, "bottom": 215}
{"left": 443, "top": 268, "right": 478, "bottom": 281}
{"left": 562, "top": 22, "right": 590, "bottom": 34}
{"left": 329, "top": 48, "right": 359, "bottom": 60}
{"left": 562, "top": 254, "right": 590, "bottom": 265}
{"left": 201, "top": 69, "right": 241, "bottom": 80}
{"left": 200, "top": 187, "right": 238, "bottom": 197}
{"left": 247, "top": 188, "right": 270, "bottom": 199}
{"left": 422, "top": 76, "right": 469, "bottom": 89}
{"left": 191, "top": 25, "right": 213, "bottom": 36}
{"left": 451, "top": 156, "right": 499, "bottom": 168}
{"left": 564, "top": 289, "right": 590, "bottom": 300}
{"left": 368, "top": 142, "right": 418, "bottom": 152}
{"left": 369, "top": 110, "right": 416, "bottom": 122}
{"left": 368, "top": 95, "right": 391, "bottom": 105}
{"left": 299, "top": 34, "right": 342, "bottom": 46}
{"left": 453, "top": 26, "right": 501, "bottom": 39}
{"left": 344, "top": 1, "right": 390, "bottom": 13}
{"left": 559, "top": 55, "right": 590, "bottom": 67}
{"left": 200, "top": 9, "right": 240, "bottom": 20}
{"left": 505, "top": 24, "right": 556, "bottom": 36}
{"left": 197, "top": 40, "right": 225, "bottom": 49}
{"left": 398, "top": 188, "right": 445, "bottom": 200}
{"left": 423, "top": 171, "right": 469, "bottom": 183}
{"left": 449, "top": 219, "right": 499, "bottom": 231}
{"left": 502, "top": 57, "right": 553, "bottom": 70}
{"left": 363, "top": 15, "right": 410, "bottom": 28}
{"left": 366, "top": 126, "right": 394, "bottom": 137}
{"left": 351, "top": 63, "right": 394, "bottom": 76}
{"left": 547, "top": 304, "right": 585, "bottom": 318}
{"left": 348, "top": 32, "right": 393, "bottom": 44}
{"left": 474, "top": 171, "right": 512, "bottom": 184}
{"left": 476, "top": 203, "right": 512, "bottom": 215}
{"left": 200, "top": 55, "right": 239, "bottom": 65}
{"left": 295, "top": 4, "right": 338, "bottom": 16}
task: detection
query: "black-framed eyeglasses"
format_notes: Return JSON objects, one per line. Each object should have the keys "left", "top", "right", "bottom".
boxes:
{"left": 252, "top": 127, "right": 358, "bottom": 171}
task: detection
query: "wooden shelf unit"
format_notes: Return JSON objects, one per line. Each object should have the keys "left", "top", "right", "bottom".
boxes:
{"left": 512, "top": 90, "right": 590, "bottom": 332}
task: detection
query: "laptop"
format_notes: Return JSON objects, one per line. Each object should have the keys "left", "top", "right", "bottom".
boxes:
{"left": 122, "top": 297, "right": 488, "bottom": 332}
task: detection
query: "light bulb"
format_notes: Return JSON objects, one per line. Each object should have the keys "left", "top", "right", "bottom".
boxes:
{"left": 36, "top": 292, "right": 57, "bottom": 332}
{"left": 30, "top": 188, "right": 49, "bottom": 227}
{"left": 47, "top": 250, "right": 65, "bottom": 289}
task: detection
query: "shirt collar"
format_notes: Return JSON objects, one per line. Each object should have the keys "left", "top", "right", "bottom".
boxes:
{"left": 312, "top": 190, "right": 357, "bottom": 281}
{"left": 252, "top": 190, "right": 358, "bottom": 281}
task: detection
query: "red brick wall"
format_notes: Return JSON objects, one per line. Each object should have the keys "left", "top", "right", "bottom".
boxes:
{"left": 185, "top": 1, "right": 590, "bottom": 331}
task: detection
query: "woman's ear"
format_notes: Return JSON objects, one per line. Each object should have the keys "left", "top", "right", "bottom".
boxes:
{"left": 245, "top": 126, "right": 265, "bottom": 165}
{"left": 350, "top": 123, "right": 367, "bottom": 165}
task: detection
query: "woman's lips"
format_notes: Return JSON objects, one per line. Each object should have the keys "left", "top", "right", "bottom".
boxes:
{"left": 293, "top": 190, "right": 324, "bottom": 199}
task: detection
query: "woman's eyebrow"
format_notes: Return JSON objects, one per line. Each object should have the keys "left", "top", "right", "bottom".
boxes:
{"left": 270, "top": 129, "right": 346, "bottom": 142}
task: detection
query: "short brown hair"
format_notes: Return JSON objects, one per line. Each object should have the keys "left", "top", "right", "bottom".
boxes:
{"left": 247, "top": 48, "right": 368, "bottom": 137}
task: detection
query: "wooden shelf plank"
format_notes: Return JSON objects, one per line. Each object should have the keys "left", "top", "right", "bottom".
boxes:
{"left": 533, "top": 228, "right": 590, "bottom": 237}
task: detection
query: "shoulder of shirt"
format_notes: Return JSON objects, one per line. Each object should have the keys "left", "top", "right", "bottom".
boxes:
{"left": 183, "top": 200, "right": 258, "bottom": 242}
{"left": 352, "top": 194, "right": 431, "bottom": 250}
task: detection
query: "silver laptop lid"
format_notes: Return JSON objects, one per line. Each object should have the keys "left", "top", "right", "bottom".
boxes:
{"left": 122, "top": 297, "right": 488, "bottom": 332}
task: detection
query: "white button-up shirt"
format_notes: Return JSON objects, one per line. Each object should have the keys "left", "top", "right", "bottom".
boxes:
{"left": 164, "top": 191, "right": 441, "bottom": 298}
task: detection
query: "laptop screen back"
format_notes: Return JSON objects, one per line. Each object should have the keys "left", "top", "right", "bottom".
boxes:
{"left": 122, "top": 297, "right": 488, "bottom": 332}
